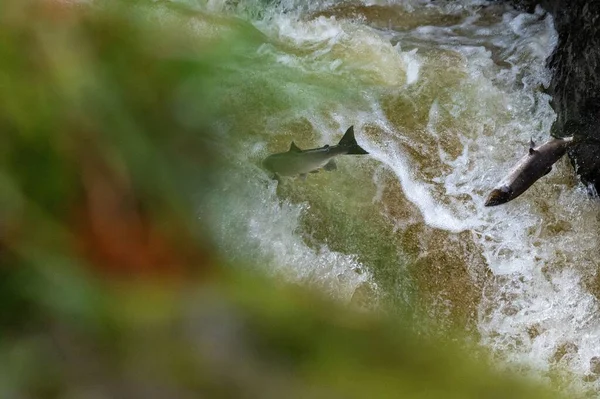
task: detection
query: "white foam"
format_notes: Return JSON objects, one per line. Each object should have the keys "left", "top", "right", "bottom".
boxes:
{"left": 256, "top": 15, "right": 417, "bottom": 86}
{"left": 200, "top": 163, "right": 376, "bottom": 303}
{"left": 359, "top": 102, "right": 482, "bottom": 233}
{"left": 401, "top": 48, "right": 420, "bottom": 85}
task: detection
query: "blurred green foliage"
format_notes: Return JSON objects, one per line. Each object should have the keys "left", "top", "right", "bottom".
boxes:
{"left": 0, "top": 0, "right": 566, "bottom": 397}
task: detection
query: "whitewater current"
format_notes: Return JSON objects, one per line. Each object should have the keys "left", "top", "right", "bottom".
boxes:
{"left": 160, "top": 0, "right": 600, "bottom": 393}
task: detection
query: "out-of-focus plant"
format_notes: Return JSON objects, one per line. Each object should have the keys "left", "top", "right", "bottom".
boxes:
{"left": 0, "top": 1, "right": 567, "bottom": 398}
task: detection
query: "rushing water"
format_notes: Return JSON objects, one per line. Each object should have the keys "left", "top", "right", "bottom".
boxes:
{"left": 156, "top": 0, "right": 600, "bottom": 393}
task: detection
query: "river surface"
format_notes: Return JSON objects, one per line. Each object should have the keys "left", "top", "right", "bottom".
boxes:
{"left": 158, "top": 0, "right": 600, "bottom": 393}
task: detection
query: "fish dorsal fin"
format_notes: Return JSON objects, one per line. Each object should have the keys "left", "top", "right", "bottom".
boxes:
{"left": 289, "top": 141, "right": 302, "bottom": 152}
{"left": 338, "top": 126, "right": 356, "bottom": 147}
{"left": 528, "top": 138, "right": 537, "bottom": 155}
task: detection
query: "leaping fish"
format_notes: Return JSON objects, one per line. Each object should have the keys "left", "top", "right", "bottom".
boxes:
{"left": 484, "top": 136, "right": 574, "bottom": 207}
{"left": 262, "top": 126, "right": 369, "bottom": 179}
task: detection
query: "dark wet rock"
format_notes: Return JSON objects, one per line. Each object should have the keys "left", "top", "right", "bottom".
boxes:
{"left": 507, "top": 0, "right": 600, "bottom": 193}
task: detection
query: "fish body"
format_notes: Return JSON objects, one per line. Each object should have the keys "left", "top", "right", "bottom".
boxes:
{"left": 484, "top": 137, "right": 574, "bottom": 206}
{"left": 262, "top": 126, "right": 368, "bottom": 178}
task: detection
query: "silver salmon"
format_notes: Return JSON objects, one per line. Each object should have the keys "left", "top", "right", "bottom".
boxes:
{"left": 262, "top": 126, "right": 368, "bottom": 179}
{"left": 485, "top": 137, "right": 574, "bottom": 206}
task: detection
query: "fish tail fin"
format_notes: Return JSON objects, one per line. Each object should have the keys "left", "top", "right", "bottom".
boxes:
{"left": 338, "top": 126, "right": 369, "bottom": 155}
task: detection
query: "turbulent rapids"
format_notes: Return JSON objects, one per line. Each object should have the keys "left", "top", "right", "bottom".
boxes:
{"left": 171, "top": 0, "right": 600, "bottom": 393}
